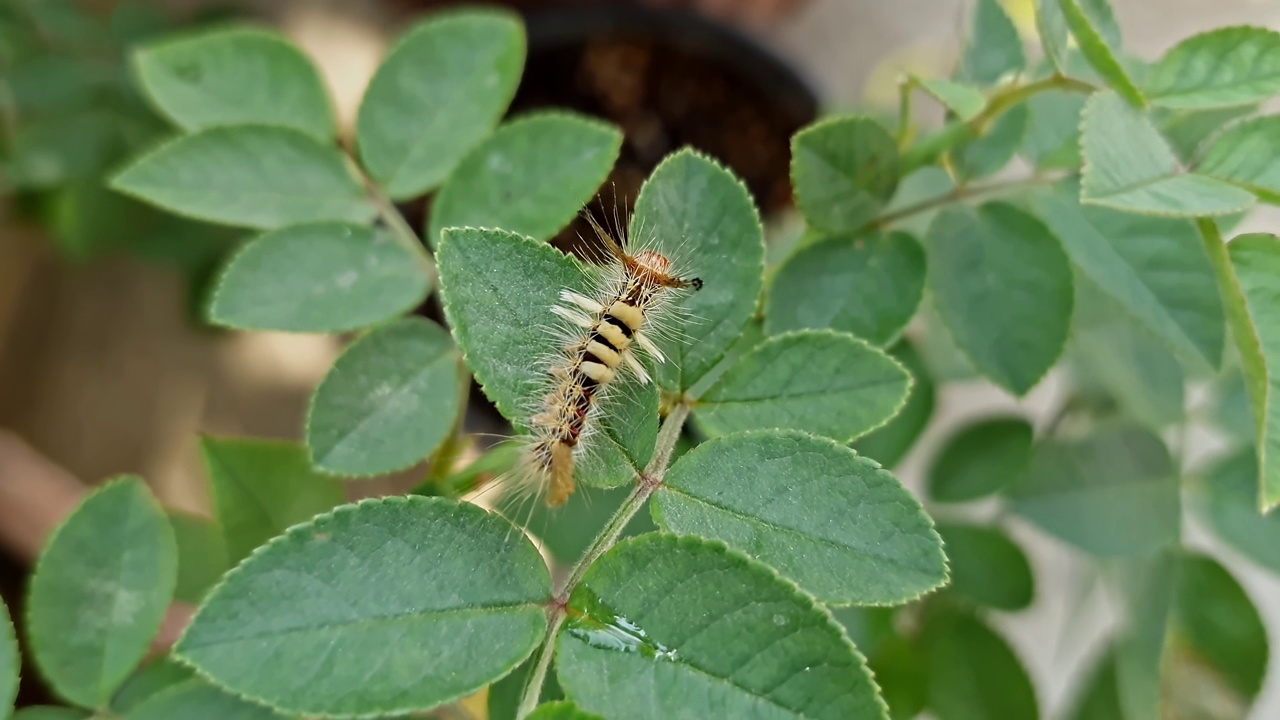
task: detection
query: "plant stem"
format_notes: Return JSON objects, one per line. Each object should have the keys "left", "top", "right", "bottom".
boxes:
{"left": 514, "top": 401, "right": 693, "bottom": 719}
{"left": 901, "top": 73, "right": 1096, "bottom": 174}
{"left": 864, "top": 173, "right": 1062, "bottom": 232}
{"left": 973, "top": 74, "right": 1095, "bottom": 130}
{"left": 368, "top": 180, "right": 437, "bottom": 280}
{"left": 896, "top": 75, "right": 919, "bottom": 147}
{"left": 346, "top": 155, "right": 436, "bottom": 279}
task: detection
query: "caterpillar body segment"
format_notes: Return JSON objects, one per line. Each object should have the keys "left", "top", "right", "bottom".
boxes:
{"left": 516, "top": 214, "right": 701, "bottom": 508}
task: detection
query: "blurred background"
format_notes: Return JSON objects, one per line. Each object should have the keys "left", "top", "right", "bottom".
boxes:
{"left": 3, "top": 0, "right": 1280, "bottom": 717}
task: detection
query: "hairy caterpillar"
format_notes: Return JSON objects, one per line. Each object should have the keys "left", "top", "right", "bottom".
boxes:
{"left": 514, "top": 213, "right": 701, "bottom": 508}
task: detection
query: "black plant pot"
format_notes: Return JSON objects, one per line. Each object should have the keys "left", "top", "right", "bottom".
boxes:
{"left": 400, "top": 0, "right": 820, "bottom": 441}
{"left": 397, "top": 0, "right": 819, "bottom": 234}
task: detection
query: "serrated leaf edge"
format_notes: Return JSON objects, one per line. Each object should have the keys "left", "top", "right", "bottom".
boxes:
{"left": 926, "top": 203, "right": 1075, "bottom": 396}
{"left": 788, "top": 115, "right": 899, "bottom": 235}
{"left": 762, "top": 231, "right": 927, "bottom": 346}
{"left": 428, "top": 109, "right": 625, "bottom": 247}
{"left": 204, "top": 222, "right": 430, "bottom": 333}
{"left": 634, "top": 147, "right": 768, "bottom": 394}
{"left": 1145, "top": 25, "right": 1280, "bottom": 107}
{"left": 656, "top": 428, "right": 951, "bottom": 607}
{"left": 555, "top": 531, "right": 894, "bottom": 720}
{"left": 172, "top": 495, "right": 549, "bottom": 720}
{"left": 130, "top": 24, "right": 337, "bottom": 141}
{"left": 302, "top": 316, "right": 465, "bottom": 477}
{"left": 357, "top": 7, "right": 526, "bottom": 199}
{"left": 25, "top": 476, "right": 178, "bottom": 709}
{"left": 696, "top": 328, "right": 915, "bottom": 442}
{"left": 108, "top": 125, "right": 373, "bottom": 231}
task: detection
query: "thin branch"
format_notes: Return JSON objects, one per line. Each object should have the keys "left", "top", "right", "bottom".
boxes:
{"left": 864, "top": 173, "right": 1064, "bottom": 233}
{"left": 349, "top": 156, "right": 437, "bottom": 281}
{"left": 901, "top": 73, "right": 1096, "bottom": 173}
{"left": 514, "top": 402, "right": 693, "bottom": 719}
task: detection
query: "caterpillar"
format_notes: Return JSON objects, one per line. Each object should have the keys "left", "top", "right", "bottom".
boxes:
{"left": 516, "top": 213, "right": 701, "bottom": 508}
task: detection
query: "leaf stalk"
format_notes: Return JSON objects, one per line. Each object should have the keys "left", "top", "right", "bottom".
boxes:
{"left": 514, "top": 401, "right": 693, "bottom": 719}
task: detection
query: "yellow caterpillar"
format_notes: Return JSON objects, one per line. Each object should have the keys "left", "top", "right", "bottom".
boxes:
{"left": 518, "top": 214, "right": 700, "bottom": 507}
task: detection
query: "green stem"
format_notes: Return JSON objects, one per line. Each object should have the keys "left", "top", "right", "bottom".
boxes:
{"left": 864, "top": 173, "right": 1062, "bottom": 233}
{"left": 347, "top": 155, "right": 436, "bottom": 279}
{"left": 901, "top": 73, "right": 1096, "bottom": 174}
{"left": 514, "top": 401, "right": 693, "bottom": 719}
{"left": 896, "top": 75, "right": 920, "bottom": 147}
{"left": 369, "top": 181, "right": 437, "bottom": 280}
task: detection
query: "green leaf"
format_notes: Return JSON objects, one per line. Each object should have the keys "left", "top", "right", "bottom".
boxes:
{"left": 1069, "top": 278, "right": 1185, "bottom": 429}
{"left": 791, "top": 116, "right": 899, "bottom": 233}
{"left": 915, "top": 77, "right": 985, "bottom": 121}
{"left": 1076, "top": 0, "right": 1123, "bottom": 47}
{"left": 926, "top": 417, "right": 1032, "bottom": 503}
{"left": 936, "top": 524, "right": 1033, "bottom": 611}
{"left": 6, "top": 53, "right": 98, "bottom": 117}
{"left": 556, "top": 534, "right": 888, "bottom": 720}
{"left": 167, "top": 512, "right": 229, "bottom": 604}
{"left": 122, "top": 679, "right": 286, "bottom": 720}
{"left": 1227, "top": 233, "right": 1280, "bottom": 510}
{"left": 111, "top": 126, "right": 374, "bottom": 230}
{"left": 436, "top": 227, "right": 585, "bottom": 416}
{"left": 1066, "top": 651, "right": 1124, "bottom": 720}
{"left": 175, "top": 497, "right": 550, "bottom": 717}
{"left": 1010, "top": 426, "right": 1179, "bottom": 557}
{"left": 1197, "top": 115, "right": 1280, "bottom": 203}
{"left": 1158, "top": 105, "right": 1257, "bottom": 163}
{"left": 631, "top": 150, "right": 766, "bottom": 392}
{"left": 1079, "top": 91, "right": 1254, "bottom": 216}
{"left": 696, "top": 331, "right": 911, "bottom": 442}
{"left": 653, "top": 430, "right": 946, "bottom": 606}
{"left": 428, "top": 112, "right": 622, "bottom": 247}
{"left": 957, "top": 0, "right": 1025, "bottom": 85}
{"left": 1022, "top": 90, "right": 1085, "bottom": 169}
{"left": 357, "top": 9, "right": 525, "bottom": 199}
{"left": 206, "top": 223, "right": 429, "bottom": 332}
{"left": 852, "top": 341, "right": 935, "bottom": 468}
{"left": 132, "top": 27, "right": 334, "bottom": 139}
{"left": 1035, "top": 0, "right": 1070, "bottom": 72}
{"left": 27, "top": 477, "right": 177, "bottom": 709}
{"left": 1145, "top": 27, "right": 1280, "bottom": 110}
{"left": 200, "top": 437, "right": 347, "bottom": 565}
{"left": 436, "top": 227, "right": 647, "bottom": 490}
{"left": 831, "top": 607, "right": 897, "bottom": 657}
{"left": 11, "top": 710, "right": 89, "bottom": 720}
{"left": 764, "top": 231, "right": 925, "bottom": 346}
{"left": 861, "top": 632, "right": 927, "bottom": 720}
{"left": 1197, "top": 450, "right": 1280, "bottom": 573}
{"left": 598, "top": 380, "right": 660, "bottom": 474}
{"left": 1210, "top": 368, "right": 1255, "bottom": 445}
{"left": 1171, "top": 553, "right": 1268, "bottom": 700}
{"left": 955, "top": 104, "right": 1028, "bottom": 180}
{"left": 1113, "top": 551, "right": 1176, "bottom": 720}
{"left": 1032, "top": 185, "right": 1224, "bottom": 368}
{"left": 925, "top": 612, "right": 1038, "bottom": 720}
{"left": 0, "top": 598, "right": 15, "bottom": 717}
{"left": 3, "top": 112, "right": 118, "bottom": 189}
{"left": 110, "top": 659, "right": 196, "bottom": 714}
{"left": 306, "top": 317, "right": 465, "bottom": 476}
{"left": 925, "top": 202, "right": 1073, "bottom": 395}
{"left": 526, "top": 701, "right": 605, "bottom": 720}
{"left": 1056, "top": 0, "right": 1143, "bottom": 105}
